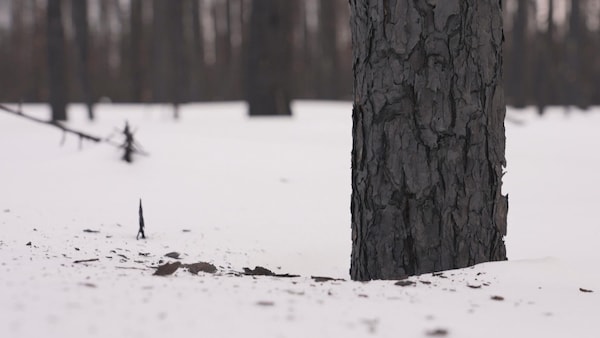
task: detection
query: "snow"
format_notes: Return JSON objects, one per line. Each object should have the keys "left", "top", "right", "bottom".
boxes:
{"left": 0, "top": 102, "right": 599, "bottom": 338}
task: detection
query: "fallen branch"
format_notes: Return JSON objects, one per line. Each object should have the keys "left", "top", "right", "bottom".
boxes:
{"left": 0, "top": 103, "right": 102, "bottom": 143}
{"left": 115, "top": 266, "right": 147, "bottom": 271}
{"left": 0, "top": 104, "right": 148, "bottom": 160}
{"left": 73, "top": 258, "right": 99, "bottom": 264}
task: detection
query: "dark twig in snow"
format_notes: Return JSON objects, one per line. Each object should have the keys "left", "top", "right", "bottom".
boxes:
{"left": 137, "top": 199, "right": 146, "bottom": 240}
{"left": 104, "top": 122, "right": 149, "bottom": 163}
{"left": 73, "top": 258, "right": 99, "bottom": 264}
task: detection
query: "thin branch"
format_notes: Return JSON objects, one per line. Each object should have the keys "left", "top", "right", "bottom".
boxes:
{"left": 73, "top": 258, "right": 100, "bottom": 264}
{"left": 0, "top": 104, "right": 149, "bottom": 157}
{"left": 0, "top": 104, "right": 102, "bottom": 143}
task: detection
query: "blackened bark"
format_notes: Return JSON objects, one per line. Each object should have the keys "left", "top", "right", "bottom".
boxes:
{"left": 71, "top": 0, "right": 94, "bottom": 120}
{"left": 244, "top": 0, "right": 294, "bottom": 116}
{"left": 350, "top": 0, "right": 508, "bottom": 280}
{"left": 47, "top": 0, "right": 67, "bottom": 121}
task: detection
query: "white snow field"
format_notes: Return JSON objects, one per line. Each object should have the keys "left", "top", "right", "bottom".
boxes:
{"left": 0, "top": 102, "right": 598, "bottom": 338}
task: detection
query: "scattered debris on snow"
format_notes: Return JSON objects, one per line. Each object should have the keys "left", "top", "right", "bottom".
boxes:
{"left": 164, "top": 252, "right": 181, "bottom": 259}
{"left": 153, "top": 261, "right": 182, "bottom": 276}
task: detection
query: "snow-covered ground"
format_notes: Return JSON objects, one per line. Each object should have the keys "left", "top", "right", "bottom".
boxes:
{"left": 0, "top": 102, "right": 598, "bottom": 338}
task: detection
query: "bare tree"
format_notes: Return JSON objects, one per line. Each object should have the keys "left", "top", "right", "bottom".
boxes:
{"left": 130, "top": 0, "right": 144, "bottom": 102}
{"left": 244, "top": 0, "right": 294, "bottom": 116}
{"left": 565, "top": 0, "right": 587, "bottom": 108}
{"left": 168, "top": 0, "right": 186, "bottom": 118}
{"left": 509, "top": 0, "right": 531, "bottom": 108}
{"left": 47, "top": 0, "right": 68, "bottom": 121}
{"left": 152, "top": 0, "right": 185, "bottom": 117}
{"left": 316, "top": 0, "right": 338, "bottom": 99}
{"left": 350, "top": 0, "right": 508, "bottom": 280}
{"left": 152, "top": 0, "right": 169, "bottom": 103}
{"left": 190, "top": 0, "right": 206, "bottom": 101}
{"left": 71, "top": 0, "right": 94, "bottom": 120}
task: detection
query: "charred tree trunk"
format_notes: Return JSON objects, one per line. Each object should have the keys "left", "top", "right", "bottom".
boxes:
{"left": 350, "top": 0, "right": 508, "bottom": 280}
{"left": 71, "top": 0, "right": 94, "bottom": 120}
{"left": 47, "top": 0, "right": 68, "bottom": 121}
{"left": 244, "top": 0, "right": 294, "bottom": 116}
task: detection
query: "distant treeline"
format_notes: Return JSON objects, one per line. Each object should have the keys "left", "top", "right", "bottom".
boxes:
{"left": 0, "top": 0, "right": 599, "bottom": 112}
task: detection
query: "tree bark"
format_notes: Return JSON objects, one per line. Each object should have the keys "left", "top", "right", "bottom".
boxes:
{"left": 47, "top": 0, "right": 68, "bottom": 121}
{"left": 244, "top": 0, "right": 294, "bottom": 116}
{"left": 350, "top": 0, "right": 508, "bottom": 280}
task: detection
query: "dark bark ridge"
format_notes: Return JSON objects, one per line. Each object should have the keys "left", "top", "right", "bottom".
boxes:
{"left": 350, "top": 0, "right": 507, "bottom": 280}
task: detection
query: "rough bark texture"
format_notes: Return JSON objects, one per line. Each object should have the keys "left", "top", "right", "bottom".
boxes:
{"left": 47, "top": 0, "right": 67, "bottom": 121}
{"left": 244, "top": 0, "right": 293, "bottom": 116}
{"left": 350, "top": 0, "right": 508, "bottom": 281}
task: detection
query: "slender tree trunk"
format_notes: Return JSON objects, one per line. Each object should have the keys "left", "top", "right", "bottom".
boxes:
{"left": 47, "top": 0, "right": 68, "bottom": 121}
{"left": 510, "top": 0, "right": 529, "bottom": 108}
{"left": 130, "top": 0, "right": 143, "bottom": 102}
{"left": 152, "top": 0, "right": 169, "bottom": 103}
{"left": 30, "top": 0, "right": 46, "bottom": 102}
{"left": 317, "top": 0, "right": 338, "bottom": 99}
{"left": 71, "top": 0, "right": 94, "bottom": 120}
{"left": 9, "top": 0, "right": 26, "bottom": 101}
{"left": 190, "top": 0, "right": 206, "bottom": 101}
{"left": 566, "top": 0, "right": 585, "bottom": 108}
{"left": 244, "top": 0, "right": 294, "bottom": 116}
{"left": 168, "top": 0, "right": 186, "bottom": 117}
{"left": 350, "top": 0, "right": 508, "bottom": 280}
{"left": 546, "top": 0, "right": 557, "bottom": 106}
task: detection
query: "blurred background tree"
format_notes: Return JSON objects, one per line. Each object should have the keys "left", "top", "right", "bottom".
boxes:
{"left": 0, "top": 0, "right": 598, "bottom": 115}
